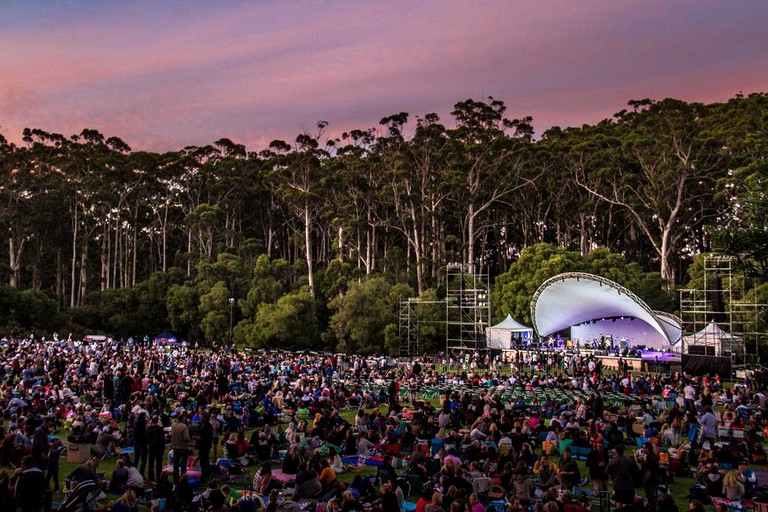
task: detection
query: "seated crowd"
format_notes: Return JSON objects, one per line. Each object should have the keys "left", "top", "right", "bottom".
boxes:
{"left": 0, "top": 335, "right": 766, "bottom": 512}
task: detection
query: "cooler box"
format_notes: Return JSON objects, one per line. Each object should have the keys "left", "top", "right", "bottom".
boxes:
{"left": 67, "top": 443, "right": 91, "bottom": 463}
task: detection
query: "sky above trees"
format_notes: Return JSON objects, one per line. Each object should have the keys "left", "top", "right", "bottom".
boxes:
{"left": 1, "top": 0, "right": 767, "bottom": 151}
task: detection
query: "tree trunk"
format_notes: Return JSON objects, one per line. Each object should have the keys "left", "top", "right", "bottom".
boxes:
{"left": 78, "top": 240, "right": 88, "bottom": 306}
{"left": 579, "top": 213, "right": 588, "bottom": 256}
{"left": 161, "top": 204, "right": 168, "bottom": 272}
{"left": 187, "top": 230, "right": 192, "bottom": 276}
{"left": 132, "top": 200, "right": 139, "bottom": 287}
{"left": 70, "top": 202, "right": 78, "bottom": 308}
{"left": 409, "top": 201, "right": 424, "bottom": 295}
{"left": 304, "top": 207, "right": 315, "bottom": 299}
{"left": 55, "top": 249, "right": 62, "bottom": 300}
{"left": 8, "top": 235, "right": 24, "bottom": 287}
{"left": 100, "top": 223, "right": 108, "bottom": 291}
{"left": 337, "top": 225, "right": 343, "bottom": 262}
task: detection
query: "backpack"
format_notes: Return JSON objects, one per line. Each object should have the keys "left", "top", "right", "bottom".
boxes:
{"left": 236, "top": 497, "right": 264, "bottom": 512}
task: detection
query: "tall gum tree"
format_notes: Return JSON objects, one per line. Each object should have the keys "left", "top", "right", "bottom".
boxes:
{"left": 265, "top": 122, "right": 331, "bottom": 300}
{"left": 445, "top": 98, "right": 534, "bottom": 268}
{"left": 576, "top": 99, "right": 725, "bottom": 283}
{"left": 380, "top": 112, "right": 451, "bottom": 293}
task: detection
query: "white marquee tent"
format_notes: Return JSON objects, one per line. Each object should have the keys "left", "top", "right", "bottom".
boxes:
{"left": 676, "top": 319, "right": 743, "bottom": 356}
{"left": 486, "top": 315, "right": 533, "bottom": 350}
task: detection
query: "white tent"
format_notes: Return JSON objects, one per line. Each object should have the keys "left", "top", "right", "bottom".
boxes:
{"left": 486, "top": 314, "right": 533, "bottom": 350}
{"left": 678, "top": 320, "right": 742, "bottom": 356}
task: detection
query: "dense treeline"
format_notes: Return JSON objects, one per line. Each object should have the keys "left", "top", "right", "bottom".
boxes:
{"left": 1, "top": 94, "right": 766, "bottom": 351}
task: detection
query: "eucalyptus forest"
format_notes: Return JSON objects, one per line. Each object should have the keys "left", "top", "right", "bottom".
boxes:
{"left": 1, "top": 94, "right": 767, "bottom": 354}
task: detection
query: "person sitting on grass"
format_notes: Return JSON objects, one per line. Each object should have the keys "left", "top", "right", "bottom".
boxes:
{"left": 207, "top": 489, "right": 230, "bottom": 512}
{"left": 293, "top": 461, "right": 322, "bottom": 498}
{"left": 110, "top": 490, "right": 138, "bottom": 512}
{"left": 318, "top": 459, "right": 341, "bottom": 494}
{"left": 252, "top": 461, "right": 282, "bottom": 496}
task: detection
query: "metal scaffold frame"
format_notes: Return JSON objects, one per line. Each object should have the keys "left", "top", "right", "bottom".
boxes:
{"left": 679, "top": 255, "right": 767, "bottom": 366}
{"left": 398, "top": 297, "right": 446, "bottom": 357}
{"left": 445, "top": 263, "right": 491, "bottom": 353}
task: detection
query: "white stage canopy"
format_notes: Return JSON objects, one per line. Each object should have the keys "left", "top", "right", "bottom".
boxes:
{"left": 531, "top": 272, "right": 682, "bottom": 350}
{"left": 674, "top": 319, "right": 742, "bottom": 356}
{"left": 486, "top": 314, "right": 533, "bottom": 350}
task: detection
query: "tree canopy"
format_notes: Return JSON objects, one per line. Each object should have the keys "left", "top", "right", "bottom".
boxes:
{"left": 1, "top": 94, "right": 766, "bottom": 353}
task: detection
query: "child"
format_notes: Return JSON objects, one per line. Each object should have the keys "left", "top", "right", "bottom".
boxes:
{"left": 47, "top": 439, "right": 65, "bottom": 492}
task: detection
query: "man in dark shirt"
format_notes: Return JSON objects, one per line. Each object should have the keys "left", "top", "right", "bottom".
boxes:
{"left": 294, "top": 462, "right": 322, "bottom": 498}
{"left": 15, "top": 455, "right": 48, "bottom": 512}
{"left": 31, "top": 418, "right": 51, "bottom": 471}
{"left": 197, "top": 410, "right": 213, "bottom": 482}
{"left": 558, "top": 448, "right": 581, "bottom": 491}
{"left": 642, "top": 442, "right": 660, "bottom": 512}
{"left": 146, "top": 415, "right": 166, "bottom": 482}
{"left": 592, "top": 392, "right": 604, "bottom": 420}
{"left": 606, "top": 444, "right": 636, "bottom": 506}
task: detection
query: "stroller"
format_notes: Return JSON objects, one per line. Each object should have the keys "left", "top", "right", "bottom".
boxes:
{"left": 57, "top": 480, "right": 98, "bottom": 512}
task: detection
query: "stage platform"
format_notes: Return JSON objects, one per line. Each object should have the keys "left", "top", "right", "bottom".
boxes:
{"left": 500, "top": 347, "right": 680, "bottom": 372}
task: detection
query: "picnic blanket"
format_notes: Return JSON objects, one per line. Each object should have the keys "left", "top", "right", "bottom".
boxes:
{"left": 342, "top": 455, "right": 384, "bottom": 467}
{"left": 755, "top": 470, "right": 768, "bottom": 488}
{"left": 162, "top": 465, "right": 201, "bottom": 478}
{"left": 271, "top": 470, "right": 295, "bottom": 484}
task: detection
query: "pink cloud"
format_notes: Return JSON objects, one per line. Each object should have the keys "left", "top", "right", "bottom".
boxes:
{"left": 1, "top": 1, "right": 766, "bottom": 151}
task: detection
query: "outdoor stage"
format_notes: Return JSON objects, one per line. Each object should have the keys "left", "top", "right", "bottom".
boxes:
{"left": 500, "top": 346, "right": 681, "bottom": 373}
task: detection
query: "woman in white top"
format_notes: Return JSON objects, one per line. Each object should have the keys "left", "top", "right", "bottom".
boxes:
{"left": 328, "top": 446, "right": 345, "bottom": 473}
{"left": 356, "top": 434, "right": 376, "bottom": 457}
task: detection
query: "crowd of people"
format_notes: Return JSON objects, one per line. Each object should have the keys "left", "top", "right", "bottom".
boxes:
{"left": 0, "top": 335, "right": 766, "bottom": 512}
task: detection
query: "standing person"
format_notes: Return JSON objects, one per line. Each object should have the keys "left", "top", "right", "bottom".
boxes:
{"left": 197, "top": 410, "right": 213, "bottom": 483}
{"left": 698, "top": 407, "right": 717, "bottom": 445}
{"left": 586, "top": 439, "right": 609, "bottom": 492}
{"left": 133, "top": 412, "right": 148, "bottom": 477}
{"left": 512, "top": 460, "right": 534, "bottom": 508}
{"left": 46, "top": 439, "right": 64, "bottom": 492}
{"left": 388, "top": 379, "right": 399, "bottom": 413}
{"left": 146, "top": 415, "right": 165, "bottom": 482}
{"left": 14, "top": 456, "right": 48, "bottom": 512}
{"left": 642, "top": 442, "right": 659, "bottom": 512}
{"left": 557, "top": 448, "right": 581, "bottom": 492}
{"left": 210, "top": 412, "right": 222, "bottom": 460}
{"left": 171, "top": 411, "right": 191, "bottom": 484}
{"left": 606, "top": 444, "right": 636, "bottom": 507}
{"left": 683, "top": 381, "right": 697, "bottom": 411}
{"left": 31, "top": 418, "right": 51, "bottom": 472}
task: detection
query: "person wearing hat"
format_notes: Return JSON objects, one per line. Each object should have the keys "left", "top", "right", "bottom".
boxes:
{"left": 171, "top": 411, "right": 191, "bottom": 484}
{"left": 94, "top": 425, "right": 117, "bottom": 458}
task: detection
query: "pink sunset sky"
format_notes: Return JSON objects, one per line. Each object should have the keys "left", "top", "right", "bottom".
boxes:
{"left": 1, "top": 0, "right": 767, "bottom": 152}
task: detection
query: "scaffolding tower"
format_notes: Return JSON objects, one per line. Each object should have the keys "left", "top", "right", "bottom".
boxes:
{"left": 446, "top": 263, "right": 491, "bottom": 353}
{"left": 679, "top": 255, "right": 767, "bottom": 366}
{"left": 399, "top": 299, "right": 420, "bottom": 357}
{"left": 398, "top": 297, "right": 446, "bottom": 357}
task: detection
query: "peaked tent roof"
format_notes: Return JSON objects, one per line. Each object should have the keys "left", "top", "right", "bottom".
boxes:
{"left": 531, "top": 272, "right": 681, "bottom": 347}
{"left": 489, "top": 314, "right": 533, "bottom": 332}
{"left": 684, "top": 319, "right": 741, "bottom": 341}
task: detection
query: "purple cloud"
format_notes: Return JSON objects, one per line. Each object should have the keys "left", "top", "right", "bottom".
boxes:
{"left": 1, "top": 1, "right": 766, "bottom": 151}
